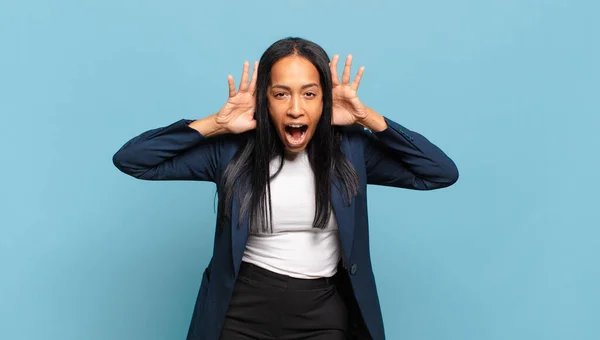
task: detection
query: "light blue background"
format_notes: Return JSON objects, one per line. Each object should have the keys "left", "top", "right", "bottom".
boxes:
{"left": 1, "top": 0, "right": 598, "bottom": 339}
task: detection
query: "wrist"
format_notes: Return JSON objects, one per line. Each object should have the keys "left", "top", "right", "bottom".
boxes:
{"left": 356, "top": 107, "right": 387, "bottom": 132}
{"left": 189, "top": 114, "right": 228, "bottom": 137}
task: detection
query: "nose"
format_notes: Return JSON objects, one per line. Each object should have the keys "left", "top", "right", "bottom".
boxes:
{"left": 286, "top": 96, "right": 304, "bottom": 118}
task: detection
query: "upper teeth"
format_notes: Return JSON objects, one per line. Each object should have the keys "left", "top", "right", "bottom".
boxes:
{"left": 288, "top": 124, "right": 303, "bottom": 128}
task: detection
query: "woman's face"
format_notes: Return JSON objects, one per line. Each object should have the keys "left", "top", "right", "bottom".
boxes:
{"left": 267, "top": 55, "right": 323, "bottom": 153}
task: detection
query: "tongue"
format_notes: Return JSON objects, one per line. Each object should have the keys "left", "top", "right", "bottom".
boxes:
{"left": 290, "top": 127, "right": 303, "bottom": 139}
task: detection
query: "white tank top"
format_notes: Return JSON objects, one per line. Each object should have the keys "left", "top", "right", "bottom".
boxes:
{"left": 241, "top": 150, "right": 341, "bottom": 279}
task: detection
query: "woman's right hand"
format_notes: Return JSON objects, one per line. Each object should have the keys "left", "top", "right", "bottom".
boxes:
{"left": 215, "top": 61, "right": 259, "bottom": 134}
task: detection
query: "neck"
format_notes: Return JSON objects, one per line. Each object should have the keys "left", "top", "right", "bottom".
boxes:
{"left": 284, "top": 148, "right": 306, "bottom": 160}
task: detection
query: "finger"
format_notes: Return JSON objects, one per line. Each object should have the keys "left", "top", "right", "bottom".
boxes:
{"left": 248, "top": 61, "right": 259, "bottom": 94}
{"left": 227, "top": 74, "right": 236, "bottom": 98}
{"left": 342, "top": 55, "right": 352, "bottom": 85}
{"left": 330, "top": 54, "right": 340, "bottom": 86}
{"left": 351, "top": 66, "right": 365, "bottom": 91}
{"left": 239, "top": 61, "right": 250, "bottom": 92}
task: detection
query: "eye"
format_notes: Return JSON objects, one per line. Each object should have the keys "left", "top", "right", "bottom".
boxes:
{"left": 274, "top": 92, "right": 286, "bottom": 98}
{"left": 305, "top": 92, "right": 316, "bottom": 98}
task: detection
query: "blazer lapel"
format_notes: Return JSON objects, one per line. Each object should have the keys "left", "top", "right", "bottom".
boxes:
{"left": 230, "top": 191, "right": 249, "bottom": 277}
{"left": 331, "top": 137, "right": 356, "bottom": 264}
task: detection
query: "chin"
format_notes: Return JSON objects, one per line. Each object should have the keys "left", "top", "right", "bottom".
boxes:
{"left": 284, "top": 145, "right": 308, "bottom": 153}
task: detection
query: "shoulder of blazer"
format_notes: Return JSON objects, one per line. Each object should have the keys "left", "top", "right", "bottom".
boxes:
{"left": 335, "top": 124, "right": 371, "bottom": 150}
{"left": 214, "top": 132, "right": 250, "bottom": 159}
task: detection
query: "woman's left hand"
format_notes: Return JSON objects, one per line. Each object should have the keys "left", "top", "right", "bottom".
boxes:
{"left": 330, "top": 54, "right": 368, "bottom": 126}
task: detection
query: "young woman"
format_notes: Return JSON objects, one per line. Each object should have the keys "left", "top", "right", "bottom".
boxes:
{"left": 113, "top": 37, "right": 459, "bottom": 340}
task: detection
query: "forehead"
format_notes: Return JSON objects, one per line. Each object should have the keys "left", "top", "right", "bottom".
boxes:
{"left": 270, "top": 56, "right": 320, "bottom": 85}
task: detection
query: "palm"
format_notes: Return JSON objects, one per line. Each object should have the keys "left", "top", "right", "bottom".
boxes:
{"left": 332, "top": 85, "right": 364, "bottom": 126}
{"left": 330, "top": 54, "right": 367, "bottom": 126}
{"left": 216, "top": 61, "right": 259, "bottom": 134}
{"left": 218, "top": 92, "right": 256, "bottom": 134}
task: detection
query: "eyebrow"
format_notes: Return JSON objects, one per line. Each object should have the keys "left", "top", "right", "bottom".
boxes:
{"left": 271, "top": 83, "right": 319, "bottom": 90}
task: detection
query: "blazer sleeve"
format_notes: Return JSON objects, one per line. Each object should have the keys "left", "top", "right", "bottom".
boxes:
{"left": 363, "top": 116, "right": 459, "bottom": 190}
{"left": 112, "top": 119, "right": 221, "bottom": 182}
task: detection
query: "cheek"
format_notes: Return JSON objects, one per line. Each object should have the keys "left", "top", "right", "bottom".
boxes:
{"left": 269, "top": 107, "right": 285, "bottom": 129}
{"left": 268, "top": 103, "right": 285, "bottom": 127}
{"left": 309, "top": 102, "right": 324, "bottom": 122}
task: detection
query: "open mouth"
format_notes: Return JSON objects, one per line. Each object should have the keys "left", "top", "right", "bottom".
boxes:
{"left": 284, "top": 124, "right": 308, "bottom": 146}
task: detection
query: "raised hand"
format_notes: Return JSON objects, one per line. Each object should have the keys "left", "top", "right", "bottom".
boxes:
{"left": 330, "top": 54, "right": 368, "bottom": 126}
{"left": 215, "top": 61, "right": 259, "bottom": 134}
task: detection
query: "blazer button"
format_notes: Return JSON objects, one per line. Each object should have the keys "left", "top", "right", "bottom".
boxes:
{"left": 350, "top": 264, "right": 357, "bottom": 275}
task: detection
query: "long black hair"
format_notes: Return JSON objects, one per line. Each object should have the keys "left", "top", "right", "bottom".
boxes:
{"left": 218, "top": 37, "right": 359, "bottom": 233}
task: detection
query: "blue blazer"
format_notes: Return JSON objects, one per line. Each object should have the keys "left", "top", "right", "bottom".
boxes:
{"left": 113, "top": 116, "right": 459, "bottom": 340}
